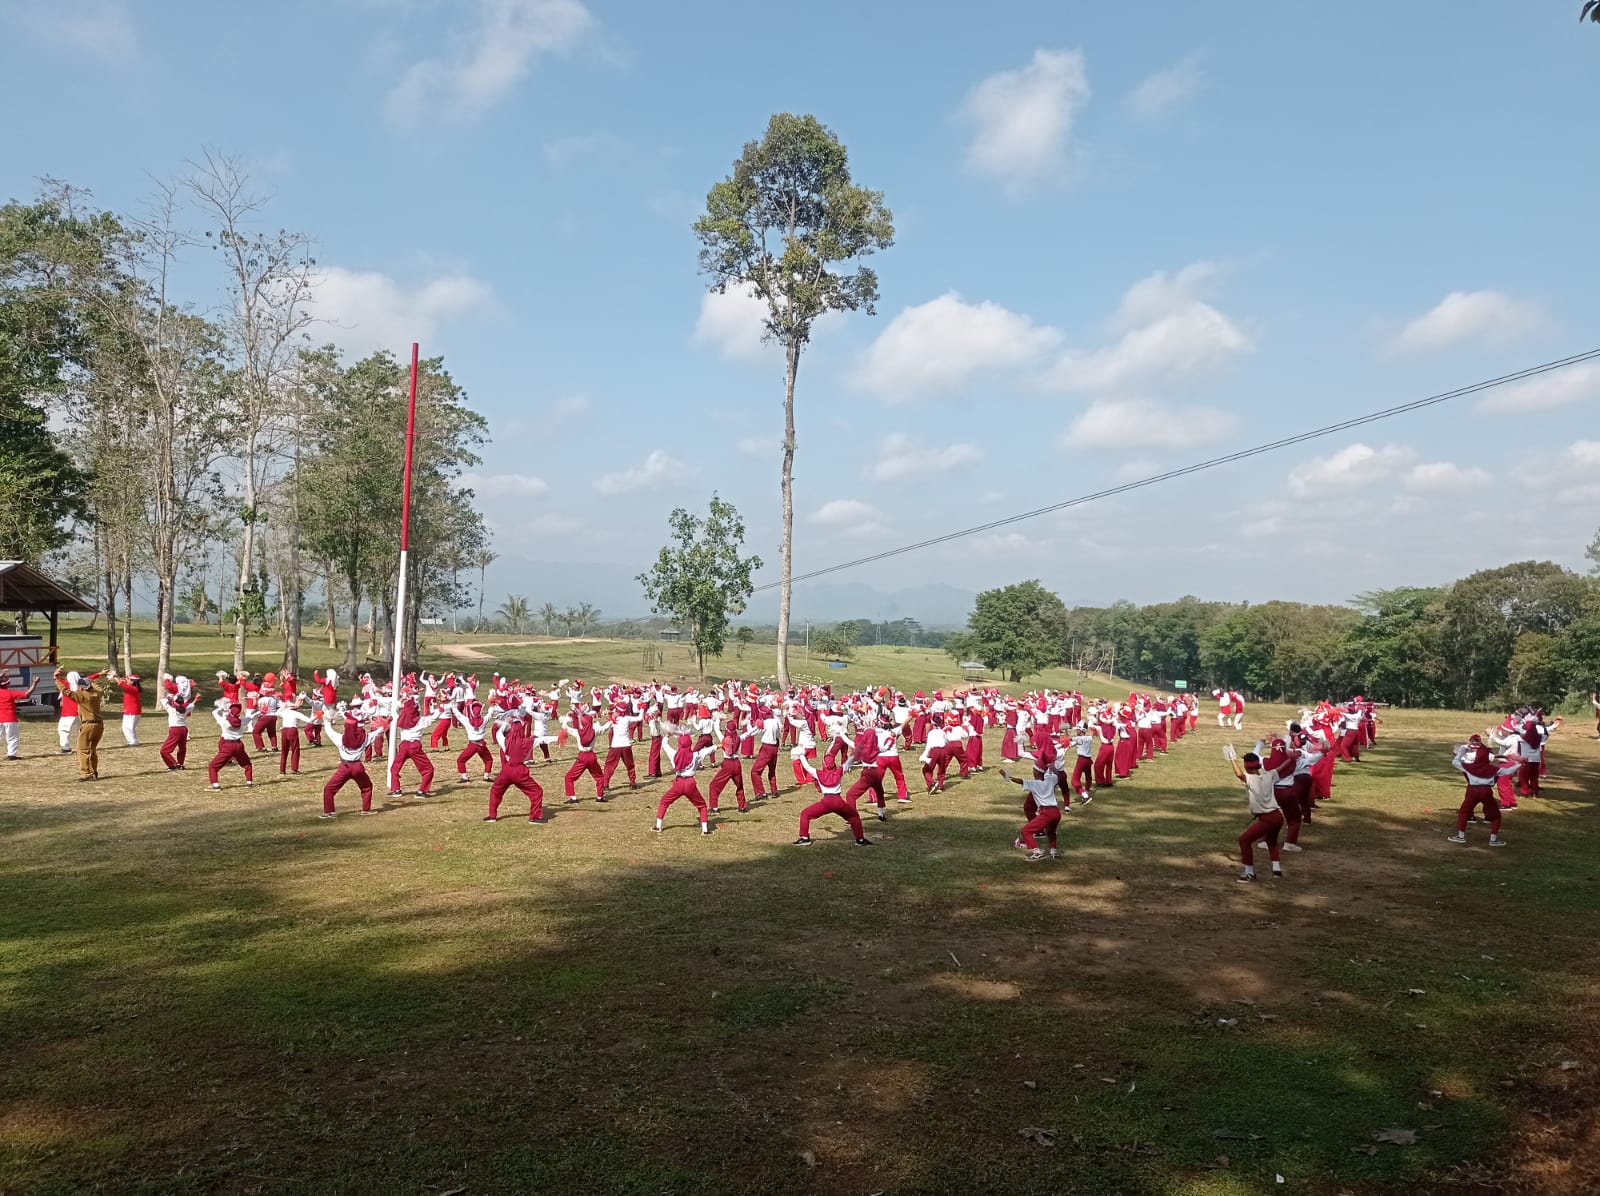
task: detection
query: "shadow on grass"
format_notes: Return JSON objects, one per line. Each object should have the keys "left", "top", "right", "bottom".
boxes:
{"left": 4, "top": 779, "right": 1595, "bottom": 1196}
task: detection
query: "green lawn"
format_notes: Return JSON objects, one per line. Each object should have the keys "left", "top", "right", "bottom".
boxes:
{"left": 1, "top": 623, "right": 1596, "bottom": 1193}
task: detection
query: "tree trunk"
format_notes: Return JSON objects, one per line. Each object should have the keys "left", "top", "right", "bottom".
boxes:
{"left": 477, "top": 566, "right": 487, "bottom": 631}
{"left": 103, "top": 551, "right": 117, "bottom": 671}
{"left": 325, "top": 575, "right": 340, "bottom": 651}
{"left": 775, "top": 340, "right": 799, "bottom": 691}
{"left": 232, "top": 437, "right": 257, "bottom": 675}
{"left": 283, "top": 413, "right": 303, "bottom": 678}
{"left": 121, "top": 569, "right": 134, "bottom": 676}
{"left": 344, "top": 593, "right": 362, "bottom": 675}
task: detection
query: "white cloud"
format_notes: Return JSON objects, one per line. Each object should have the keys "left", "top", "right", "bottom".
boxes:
{"left": 736, "top": 437, "right": 774, "bottom": 459}
{"left": 808, "top": 499, "right": 888, "bottom": 537}
{"left": 1287, "top": 443, "right": 1415, "bottom": 498}
{"left": 1050, "top": 300, "right": 1250, "bottom": 393}
{"left": 14, "top": 0, "right": 136, "bottom": 59}
{"left": 1107, "top": 261, "right": 1223, "bottom": 331}
{"left": 309, "top": 266, "right": 494, "bottom": 358}
{"left": 1066, "top": 398, "right": 1238, "bottom": 450}
{"left": 693, "top": 282, "right": 769, "bottom": 362}
{"left": 1392, "top": 290, "right": 1546, "bottom": 355}
{"left": 1403, "top": 461, "right": 1490, "bottom": 492}
{"left": 865, "top": 433, "right": 982, "bottom": 481}
{"left": 1520, "top": 440, "right": 1600, "bottom": 509}
{"left": 1475, "top": 361, "right": 1600, "bottom": 414}
{"left": 856, "top": 292, "right": 1060, "bottom": 401}
{"left": 1125, "top": 54, "right": 1205, "bottom": 119}
{"left": 386, "top": 0, "right": 594, "bottom": 124}
{"left": 593, "top": 449, "right": 690, "bottom": 495}
{"left": 461, "top": 471, "right": 550, "bottom": 500}
{"left": 961, "top": 49, "right": 1090, "bottom": 194}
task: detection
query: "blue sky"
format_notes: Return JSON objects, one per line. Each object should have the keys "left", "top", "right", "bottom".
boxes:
{"left": 4, "top": 0, "right": 1598, "bottom": 618}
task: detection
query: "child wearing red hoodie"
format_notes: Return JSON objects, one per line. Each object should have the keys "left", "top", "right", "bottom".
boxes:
{"left": 655, "top": 734, "right": 712, "bottom": 834}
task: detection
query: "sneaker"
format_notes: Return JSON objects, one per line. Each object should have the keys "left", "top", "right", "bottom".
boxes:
{"left": 482, "top": 816, "right": 499, "bottom": 823}
{"left": 1025, "top": 849, "right": 1045, "bottom": 862}
{"left": 359, "top": 810, "right": 375, "bottom": 817}
{"left": 1078, "top": 794, "right": 1092, "bottom": 807}
{"left": 1049, "top": 849, "right": 1059, "bottom": 860}
{"left": 793, "top": 836, "right": 813, "bottom": 845}
{"left": 210, "top": 782, "right": 221, "bottom": 791}
{"left": 709, "top": 807, "right": 721, "bottom": 815}
{"left": 1489, "top": 836, "right": 1507, "bottom": 847}
{"left": 897, "top": 797, "right": 914, "bottom": 804}
{"left": 566, "top": 796, "right": 580, "bottom": 804}
{"left": 388, "top": 790, "right": 402, "bottom": 798}
{"left": 1281, "top": 843, "right": 1303, "bottom": 853}
{"left": 317, "top": 812, "right": 336, "bottom": 820}
{"left": 245, "top": 780, "right": 254, "bottom": 787}
{"left": 1013, "top": 837, "right": 1026, "bottom": 850}
{"left": 458, "top": 774, "right": 470, "bottom": 783}
{"left": 1271, "top": 869, "right": 1283, "bottom": 879}
{"left": 652, "top": 825, "right": 663, "bottom": 834}
{"left": 528, "top": 815, "right": 545, "bottom": 824}
{"left": 875, "top": 809, "right": 888, "bottom": 822}
{"left": 700, "top": 824, "right": 712, "bottom": 835}
{"left": 1447, "top": 832, "right": 1467, "bottom": 844}
{"left": 854, "top": 837, "right": 874, "bottom": 846}
{"left": 1236, "top": 871, "right": 1255, "bottom": 883}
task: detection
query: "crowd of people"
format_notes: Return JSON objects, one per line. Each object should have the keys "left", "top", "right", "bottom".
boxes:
{"left": 0, "top": 662, "right": 1577, "bottom": 880}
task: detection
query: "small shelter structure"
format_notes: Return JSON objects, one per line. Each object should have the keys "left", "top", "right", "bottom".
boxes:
{"left": 0, "top": 561, "right": 96, "bottom": 673}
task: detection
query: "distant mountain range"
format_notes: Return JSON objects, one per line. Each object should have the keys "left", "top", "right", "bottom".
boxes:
{"left": 488, "top": 559, "right": 975, "bottom": 629}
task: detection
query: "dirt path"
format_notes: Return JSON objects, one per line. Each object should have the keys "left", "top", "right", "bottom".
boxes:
{"left": 436, "top": 638, "right": 608, "bottom": 660}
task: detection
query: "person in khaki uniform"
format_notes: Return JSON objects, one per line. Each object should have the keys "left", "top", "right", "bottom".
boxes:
{"left": 75, "top": 673, "right": 107, "bottom": 781}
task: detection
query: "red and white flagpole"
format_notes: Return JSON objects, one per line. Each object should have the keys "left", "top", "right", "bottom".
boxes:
{"left": 386, "top": 342, "right": 421, "bottom": 789}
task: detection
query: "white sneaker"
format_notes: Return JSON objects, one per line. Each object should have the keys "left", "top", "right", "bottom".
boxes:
{"left": 1489, "top": 836, "right": 1507, "bottom": 848}
{"left": 1447, "top": 832, "right": 1467, "bottom": 844}
{"left": 317, "top": 812, "right": 336, "bottom": 820}
{"left": 210, "top": 782, "right": 220, "bottom": 791}
{"left": 1281, "top": 843, "right": 1303, "bottom": 853}
{"left": 1025, "top": 849, "right": 1045, "bottom": 862}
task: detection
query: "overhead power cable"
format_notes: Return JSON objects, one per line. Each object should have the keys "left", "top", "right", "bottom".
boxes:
{"left": 751, "top": 347, "right": 1600, "bottom": 594}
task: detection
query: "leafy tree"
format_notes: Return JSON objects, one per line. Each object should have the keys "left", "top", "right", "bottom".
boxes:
{"left": 473, "top": 549, "right": 496, "bottom": 631}
{"left": 638, "top": 494, "right": 763, "bottom": 682}
{"left": 835, "top": 618, "right": 869, "bottom": 646}
{"left": 735, "top": 625, "right": 755, "bottom": 658}
{"left": 1338, "top": 588, "right": 1449, "bottom": 706}
{"left": 810, "top": 626, "right": 855, "bottom": 662}
{"left": 695, "top": 113, "right": 893, "bottom": 690}
{"left": 575, "top": 602, "right": 600, "bottom": 636}
{"left": 0, "top": 187, "right": 124, "bottom": 561}
{"left": 497, "top": 595, "right": 530, "bottom": 634}
{"left": 1506, "top": 632, "right": 1565, "bottom": 710}
{"left": 1439, "top": 561, "right": 1591, "bottom": 707}
{"left": 950, "top": 580, "right": 1069, "bottom": 683}
{"left": 1586, "top": 526, "right": 1599, "bottom": 575}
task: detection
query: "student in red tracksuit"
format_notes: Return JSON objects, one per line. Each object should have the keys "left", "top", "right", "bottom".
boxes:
{"left": 875, "top": 724, "right": 910, "bottom": 803}
{"left": 1261, "top": 738, "right": 1303, "bottom": 851}
{"left": 1447, "top": 736, "right": 1514, "bottom": 847}
{"left": 707, "top": 726, "right": 748, "bottom": 814}
{"left": 309, "top": 669, "right": 340, "bottom": 748}
{"left": 207, "top": 701, "right": 255, "bottom": 788}
{"left": 846, "top": 725, "right": 889, "bottom": 820}
{"left": 1066, "top": 726, "right": 1095, "bottom": 802}
{"left": 654, "top": 735, "right": 712, "bottom": 834}
{"left": 645, "top": 706, "right": 665, "bottom": 778}
{"left": 157, "top": 686, "right": 194, "bottom": 769}
{"left": 999, "top": 767, "right": 1061, "bottom": 862}
{"left": 320, "top": 710, "right": 382, "bottom": 818}
{"left": 749, "top": 708, "right": 781, "bottom": 797}
{"left": 1092, "top": 714, "right": 1117, "bottom": 788}
{"left": 387, "top": 699, "right": 438, "bottom": 797}
{"left": 564, "top": 712, "right": 606, "bottom": 801}
{"left": 599, "top": 708, "right": 641, "bottom": 791}
{"left": 485, "top": 713, "right": 544, "bottom": 822}
{"left": 793, "top": 753, "right": 872, "bottom": 846}
{"left": 452, "top": 699, "right": 495, "bottom": 782}
{"left": 277, "top": 700, "right": 314, "bottom": 774}
{"left": 1229, "top": 747, "right": 1284, "bottom": 882}
{"left": 965, "top": 709, "right": 985, "bottom": 770}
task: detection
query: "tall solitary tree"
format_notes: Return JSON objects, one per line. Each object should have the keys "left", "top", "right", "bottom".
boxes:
{"left": 694, "top": 114, "right": 893, "bottom": 690}
{"left": 638, "top": 494, "right": 762, "bottom": 683}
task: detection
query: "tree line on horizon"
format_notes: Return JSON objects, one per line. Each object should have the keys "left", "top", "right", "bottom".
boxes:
{"left": 945, "top": 554, "right": 1600, "bottom": 712}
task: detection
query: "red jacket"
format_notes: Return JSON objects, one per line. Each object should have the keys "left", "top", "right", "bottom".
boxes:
{"left": 118, "top": 680, "right": 142, "bottom": 716}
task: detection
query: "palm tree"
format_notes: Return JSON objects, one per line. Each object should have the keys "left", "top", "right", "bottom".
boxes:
{"left": 474, "top": 549, "right": 497, "bottom": 632}
{"left": 540, "top": 602, "right": 560, "bottom": 637}
{"left": 575, "top": 602, "right": 600, "bottom": 636}
{"left": 562, "top": 606, "right": 579, "bottom": 637}
{"left": 497, "top": 595, "right": 530, "bottom": 634}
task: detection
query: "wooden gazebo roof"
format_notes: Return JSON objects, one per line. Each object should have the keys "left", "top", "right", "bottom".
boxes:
{"left": 0, "top": 561, "right": 96, "bottom": 614}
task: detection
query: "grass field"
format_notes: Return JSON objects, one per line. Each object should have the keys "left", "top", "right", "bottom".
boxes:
{"left": 2, "top": 623, "right": 1598, "bottom": 1194}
